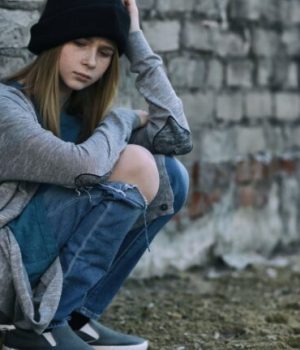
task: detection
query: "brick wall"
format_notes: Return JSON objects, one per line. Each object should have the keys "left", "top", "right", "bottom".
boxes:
{"left": 1, "top": 0, "right": 300, "bottom": 276}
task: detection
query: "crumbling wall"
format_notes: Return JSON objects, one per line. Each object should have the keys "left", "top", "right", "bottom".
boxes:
{"left": 1, "top": 0, "right": 300, "bottom": 277}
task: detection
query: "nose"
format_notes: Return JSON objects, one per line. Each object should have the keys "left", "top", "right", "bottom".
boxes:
{"left": 82, "top": 48, "right": 97, "bottom": 68}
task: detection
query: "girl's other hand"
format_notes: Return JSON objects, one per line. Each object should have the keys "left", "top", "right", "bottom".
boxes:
{"left": 134, "top": 109, "right": 149, "bottom": 127}
{"left": 122, "top": 0, "right": 141, "bottom": 32}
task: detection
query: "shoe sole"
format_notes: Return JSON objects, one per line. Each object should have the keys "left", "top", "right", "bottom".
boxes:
{"left": 92, "top": 341, "right": 148, "bottom": 350}
{"left": 2, "top": 342, "right": 148, "bottom": 350}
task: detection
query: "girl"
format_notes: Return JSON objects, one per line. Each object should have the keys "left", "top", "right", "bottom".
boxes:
{"left": 0, "top": 0, "right": 192, "bottom": 349}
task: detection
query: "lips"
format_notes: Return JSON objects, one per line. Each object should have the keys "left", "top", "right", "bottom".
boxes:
{"left": 73, "top": 72, "right": 92, "bottom": 81}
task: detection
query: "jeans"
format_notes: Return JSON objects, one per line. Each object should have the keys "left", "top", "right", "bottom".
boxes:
{"left": 28, "top": 156, "right": 189, "bottom": 327}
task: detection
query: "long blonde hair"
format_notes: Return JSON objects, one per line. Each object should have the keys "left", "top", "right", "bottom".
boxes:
{"left": 6, "top": 43, "right": 120, "bottom": 142}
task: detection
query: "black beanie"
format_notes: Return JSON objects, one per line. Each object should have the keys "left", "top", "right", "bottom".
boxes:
{"left": 28, "top": 0, "right": 130, "bottom": 56}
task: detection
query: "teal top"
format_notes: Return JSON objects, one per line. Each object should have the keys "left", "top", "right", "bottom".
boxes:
{"left": 8, "top": 108, "right": 83, "bottom": 287}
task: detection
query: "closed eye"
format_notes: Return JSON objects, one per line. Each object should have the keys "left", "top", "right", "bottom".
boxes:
{"left": 73, "top": 39, "right": 89, "bottom": 47}
{"left": 99, "top": 50, "right": 114, "bottom": 58}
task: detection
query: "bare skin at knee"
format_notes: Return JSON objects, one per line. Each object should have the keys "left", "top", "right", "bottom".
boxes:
{"left": 109, "top": 145, "right": 160, "bottom": 203}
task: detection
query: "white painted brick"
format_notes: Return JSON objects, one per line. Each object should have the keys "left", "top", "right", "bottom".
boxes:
{"left": 291, "top": 126, "right": 300, "bottom": 148}
{"left": 236, "top": 127, "right": 266, "bottom": 156}
{"left": 280, "top": 0, "right": 300, "bottom": 25}
{"left": 275, "top": 93, "right": 300, "bottom": 121}
{"left": 226, "top": 60, "right": 253, "bottom": 88}
{"left": 252, "top": 28, "right": 281, "bottom": 57}
{"left": 257, "top": 59, "right": 298, "bottom": 89}
{"left": 136, "top": 0, "right": 155, "bottom": 10}
{"left": 262, "top": 0, "right": 281, "bottom": 23}
{"left": 143, "top": 20, "right": 180, "bottom": 52}
{"left": 217, "top": 92, "right": 243, "bottom": 121}
{"left": 286, "top": 62, "right": 299, "bottom": 89}
{"left": 265, "top": 126, "right": 285, "bottom": 155}
{"left": 257, "top": 59, "right": 273, "bottom": 86}
{"left": 0, "top": 9, "right": 39, "bottom": 48}
{"left": 216, "top": 31, "right": 250, "bottom": 57}
{"left": 207, "top": 58, "right": 223, "bottom": 88}
{"left": 271, "top": 59, "right": 299, "bottom": 89}
{"left": 180, "top": 91, "right": 215, "bottom": 127}
{"left": 273, "top": 59, "right": 290, "bottom": 88}
{"left": 157, "top": 0, "right": 194, "bottom": 12}
{"left": 168, "top": 56, "right": 206, "bottom": 89}
{"left": 245, "top": 91, "right": 272, "bottom": 119}
{"left": 229, "top": 0, "right": 261, "bottom": 20}
{"left": 194, "top": 0, "right": 221, "bottom": 18}
{"left": 200, "top": 128, "right": 236, "bottom": 162}
{"left": 282, "top": 28, "right": 300, "bottom": 57}
{"left": 0, "top": 0, "right": 44, "bottom": 10}
{"left": 183, "top": 22, "right": 218, "bottom": 52}
{"left": 229, "top": 0, "right": 280, "bottom": 23}
{"left": 0, "top": 54, "right": 28, "bottom": 78}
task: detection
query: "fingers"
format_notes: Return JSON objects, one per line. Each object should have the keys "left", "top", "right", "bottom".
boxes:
{"left": 122, "top": 0, "right": 140, "bottom": 32}
{"left": 134, "top": 109, "right": 149, "bottom": 127}
{"left": 122, "top": 0, "right": 134, "bottom": 9}
{"left": 123, "top": 0, "right": 135, "bottom": 6}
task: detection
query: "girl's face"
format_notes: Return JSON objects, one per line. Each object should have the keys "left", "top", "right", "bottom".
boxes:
{"left": 59, "top": 37, "right": 115, "bottom": 94}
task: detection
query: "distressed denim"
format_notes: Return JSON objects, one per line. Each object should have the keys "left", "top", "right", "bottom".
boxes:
{"left": 29, "top": 156, "right": 188, "bottom": 327}
{"left": 79, "top": 156, "right": 189, "bottom": 320}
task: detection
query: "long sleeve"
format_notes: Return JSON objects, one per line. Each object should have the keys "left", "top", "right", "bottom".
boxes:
{"left": 0, "top": 85, "right": 140, "bottom": 188}
{"left": 126, "top": 31, "right": 193, "bottom": 155}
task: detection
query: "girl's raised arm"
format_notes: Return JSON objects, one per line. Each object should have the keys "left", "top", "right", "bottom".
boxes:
{"left": 123, "top": 0, "right": 192, "bottom": 155}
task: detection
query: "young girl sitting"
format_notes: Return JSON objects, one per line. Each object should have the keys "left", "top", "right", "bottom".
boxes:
{"left": 0, "top": 0, "right": 192, "bottom": 349}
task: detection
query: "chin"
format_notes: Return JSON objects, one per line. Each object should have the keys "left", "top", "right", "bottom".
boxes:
{"left": 68, "top": 81, "right": 93, "bottom": 91}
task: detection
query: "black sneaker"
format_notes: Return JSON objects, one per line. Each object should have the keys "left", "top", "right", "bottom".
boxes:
{"left": 76, "top": 320, "right": 148, "bottom": 350}
{"left": 3, "top": 325, "right": 93, "bottom": 350}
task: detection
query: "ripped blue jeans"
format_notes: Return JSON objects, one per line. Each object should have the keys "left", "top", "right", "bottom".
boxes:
{"left": 13, "top": 156, "right": 189, "bottom": 327}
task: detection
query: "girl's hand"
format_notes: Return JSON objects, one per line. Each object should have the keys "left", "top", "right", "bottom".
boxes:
{"left": 134, "top": 109, "right": 149, "bottom": 127}
{"left": 122, "top": 0, "right": 141, "bottom": 32}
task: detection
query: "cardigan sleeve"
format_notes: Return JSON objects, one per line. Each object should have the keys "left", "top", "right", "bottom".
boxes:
{"left": 125, "top": 31, "right": 193, "bottom": 155}
{"left": 0, "top": 86, "right": 140, "bottom": 188}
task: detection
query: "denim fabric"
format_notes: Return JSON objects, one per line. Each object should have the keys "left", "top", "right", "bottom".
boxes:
{"left": 7, "top": 110, "right": 82, "bottom": 287}
{"left": 79, "top": 156, "right": 189, "bottom": 319}
{"left": 43, "top": 181, "right": 148, "bottom": 328}
{"left": 15, "top": 156, "right": 188, "bottom": 327}
{"left": 8, "top": 184, "right": 59, "bottom": 287}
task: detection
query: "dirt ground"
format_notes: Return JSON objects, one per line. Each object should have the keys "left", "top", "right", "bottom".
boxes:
{"left": 2, "top": 254, "right": 300, "bottom": 349}
{"left": 101, "top": 253, "right": 300, "bottom": 350}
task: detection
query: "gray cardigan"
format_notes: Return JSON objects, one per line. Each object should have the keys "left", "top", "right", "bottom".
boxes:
{"left": 0, "top": 31, "right": 192, "bottom": 333}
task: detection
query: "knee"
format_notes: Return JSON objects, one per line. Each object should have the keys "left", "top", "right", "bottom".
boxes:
{"left": 164, "top": 157, "right": 189, "bottom": 213}
{"left": 109, "top": 145, "right": 160, "bottom": 203}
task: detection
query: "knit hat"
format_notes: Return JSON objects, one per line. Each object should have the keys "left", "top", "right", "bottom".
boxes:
{"left": 28, "top": 0, "right": 130, "bottom": 55}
